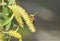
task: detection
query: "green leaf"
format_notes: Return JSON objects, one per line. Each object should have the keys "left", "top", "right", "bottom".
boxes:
{"left": 5, "top": 22, "right": 11, "bottom": 31}
{"left": 0, "top": 19, "right": 3, "bottom": 31}
{"left": 0, "top": 12, "right": 2, "bottom": 17}
{"left": 2, "top": 14, "right": 14, "bottom": 26}
{"left": 1, "top": 0, "right": 9, "bottom": 20}
{"left": 0, "top": 26, "right": 3, "bottom": 31}
{"left": 12, "top": 23, "right": 17, "bottom": 28}
{"left": 2, "top": 0, "right": 8, "bottom": 19}
{"left": 0, "top": 19, "right": 4, "bottom": 25}
{"left": 1, "top": 0, "right": 12, "bottom": 31}
{"left": 2, "top": 6, "right": 9, "bottom": 19}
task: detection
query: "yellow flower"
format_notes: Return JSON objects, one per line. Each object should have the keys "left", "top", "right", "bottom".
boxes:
{"left": 8, "top": 30, "right": 22, "bottom": 41}
{"left": 0, "top": 32, "right": 4, "bottom": 41}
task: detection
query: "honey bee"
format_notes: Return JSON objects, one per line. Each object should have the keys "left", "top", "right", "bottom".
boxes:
{"left": 29, "top": 14, "right": 35, "bottom": 23}
{"left": 29, "top": 10, "right": 40, "bottom": 23}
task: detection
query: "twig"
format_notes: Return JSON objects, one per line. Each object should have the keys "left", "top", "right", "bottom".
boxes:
{"left": 15, "top": 26, "right": 19, "bottom": 32}
{"left": 8, "top": 36, "right": 11, "bottom": 41}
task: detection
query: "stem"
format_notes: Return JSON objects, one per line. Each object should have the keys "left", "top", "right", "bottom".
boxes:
{"left": 15, "top": 26, "right": 19, "bottom": 32}
{"left": 8, "top": 37, "right": 11, "bottom": 41}
{"left": 5, "top": 36, "right": 9, "bottom": 38}
{"left": 2, "top": 31, "right": 8, "bottom": 34}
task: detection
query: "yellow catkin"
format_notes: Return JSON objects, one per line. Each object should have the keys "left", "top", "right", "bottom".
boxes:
{"left": 14, "top": 10, "right": 23, "bottom": 27}
{"left": 8, "top": 4, "right": 36, "bottom": 32}
{"left": 0, "top": 32, "right": 4, "bottom": 41}
{"left": 19, "top": 39, "right": 22, "bottom": 41}
{"left": 8, "top": 30, "right": 22, "bottom": 41}
{"left": 8, "top": 5, "right": 24, "bottom": 28}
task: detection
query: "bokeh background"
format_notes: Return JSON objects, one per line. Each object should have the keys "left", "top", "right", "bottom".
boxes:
{"left": 11, "top": 0, "right": 60, "bottom": 41}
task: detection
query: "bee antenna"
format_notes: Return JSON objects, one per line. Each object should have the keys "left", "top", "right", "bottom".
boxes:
{"left": 33, "top": 10, "right": 40, "bottom": 16}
